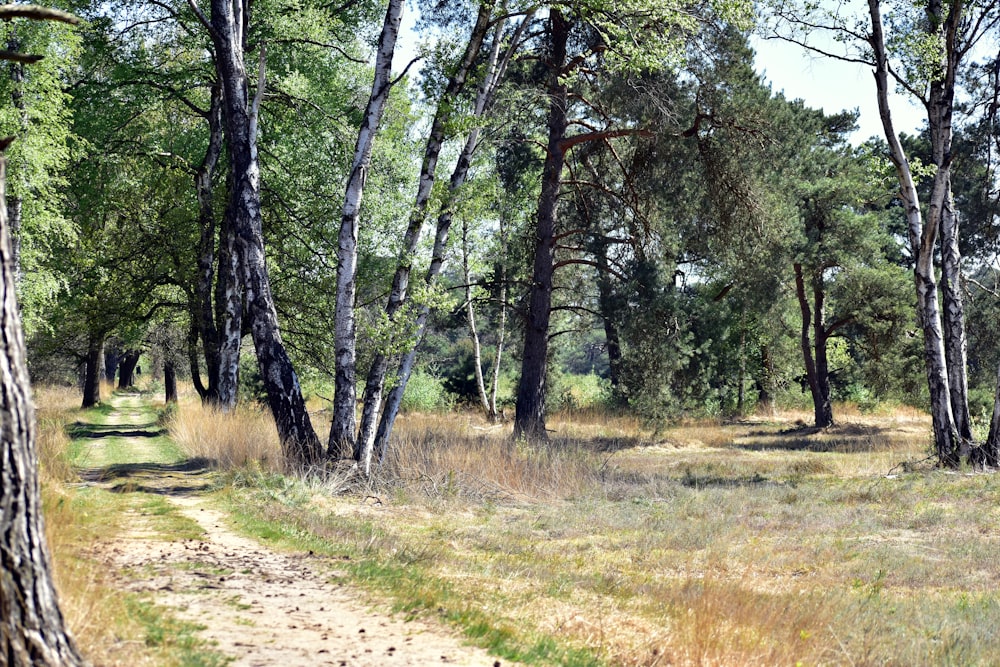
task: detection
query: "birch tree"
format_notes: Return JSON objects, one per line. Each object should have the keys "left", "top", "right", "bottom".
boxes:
{"left": 352, "top": 0, "right": 494, "bottom": 474}
{"left": 328, "top": 0, "right": 404, "bottom": 458}
{"left": 373, "top": 8, "right": 531, "bottom": 458}
{"left": 189, "top": 0, "right": 324, "bottom": 464}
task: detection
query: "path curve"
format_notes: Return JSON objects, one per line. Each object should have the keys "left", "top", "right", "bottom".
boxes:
{"left": 85, "top": 394, "right": 507, "bottom": 667}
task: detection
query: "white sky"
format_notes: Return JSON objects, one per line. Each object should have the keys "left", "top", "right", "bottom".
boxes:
{"left": 750, "top": 35, "right": 927, "bottom": 144}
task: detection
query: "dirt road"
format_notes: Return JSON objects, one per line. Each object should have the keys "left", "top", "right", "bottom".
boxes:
{"left": 81, "top": 394, "right": 507, "bottom": 667}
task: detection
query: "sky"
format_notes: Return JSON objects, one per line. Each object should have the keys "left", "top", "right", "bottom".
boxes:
{"left": 750, "top": 35, "right": 927, "bottom": 144}
{"left": 392, "top": 6, "right": 928, "bottom": 145}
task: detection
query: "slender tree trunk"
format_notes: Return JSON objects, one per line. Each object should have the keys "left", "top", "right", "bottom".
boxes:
{"left": 164, "top": 358, "right": 177, "bottom": 403}
{"left": 868, "top": 0, "right": 959, "bottom": 464}
{"left": 489, "top": 262, "right": 507, "bottom": 421}
{"left": 210, "top": 0, "right": 323, "bottom": 465}
{"left": 354, "top": 1, "right": 492, "bottom": 472}
{"left": 793, "top": 263, "right": 833, "bottom": 428}
{"left": 462, "top": 217, "right": 492, "bottom": 418}
{"left": 118, "top": 349, "right": 141, "bottom": 389}
{"left": 374, "top": 11, "right": 527, "bottom": 455}
{"left": 595, "top": 240, "right": 623, "bottom": 391}
{"left": 6, "top": 41, "right": 24, "bottom": 284}
{"left": 514, "top": 9, "right": 570, "bottom": 441}
{"left": 196, "top": 80, "right": 225, "bottom": 405}
{"left": 82, "top": 333, "right": 103, "bottom": 408}
{"left": 0, "top": 138, "right": 84, "bottom": 667}
{"left": 984, "top": 361, "right": 1000, "bottom": 466}
{"left": 187, "top": 315, "right": 207, "bottom": 398}
{"left": 214, "top": 204, "right": 242, "bottom": 410}
{"left": 329, "top": 0, "right": 404, "bottom": 459}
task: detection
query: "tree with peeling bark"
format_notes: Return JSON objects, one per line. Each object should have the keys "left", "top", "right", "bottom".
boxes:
{"left": 0, "top": 6, "right": 86, "bottom": 663}
{"left": 189, "top": 0, "right": 325, "bottom": 465}
{"left": 766, "top": 0, "right": 1000, "bottom": 464}
{"left": 372, "top": 5, "right": 532, "bottom": 460}
{"left": 328, "top": 0, "right": 405, "bottom": 459}
{"left": 352, "top": 0, "right": 497, "bottom": 474}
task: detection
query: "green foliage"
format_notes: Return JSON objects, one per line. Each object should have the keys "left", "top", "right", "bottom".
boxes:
{"left": 400, "top": 369, "right": 453, "bottom": 412}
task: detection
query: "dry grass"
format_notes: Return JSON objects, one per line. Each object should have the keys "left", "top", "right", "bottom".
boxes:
{"left": 379, "top": 411, "right": 600, "bottom": 501}
{"left": 225, "top": 401, "right": 1000, "bottom": 666}
{"left": 169, "top": 398, "right": 284, "bottom": 473}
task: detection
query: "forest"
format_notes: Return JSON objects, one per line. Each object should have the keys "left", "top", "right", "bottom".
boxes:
{"left": 3, "top": 0, "right": 1000, "bottom": 663}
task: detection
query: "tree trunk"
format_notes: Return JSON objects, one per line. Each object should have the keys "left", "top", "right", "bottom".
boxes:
{"left": 118, "top": 349, "right": 141, "bottom": 389}
{"left": 187, "top": 315, "right": 208, "bottom": 399}
{"left": 462, "top": 217, "right": 492, "bottom": 418}
{"left": 373, "top": 11, "right": 527, "bottom": 455}
{"left": 164, "top": 358, "right": 177, "bottom": 403}
{"left": 6, "top": 42, "right": 24, "bottom": 285}
{"left": 984, "top": 360, "right": 1000, "bottom": 466}
{"left": 489, "top": 262, "right": 507, "bottom": 421}
{"left": 196, "top": 80, "right": 225, "bottom": 405}
{"left": 103, "top": 343, "right": 120, "bottom": 384}
{"left": 82, "top": 333, "right": 103, "bottom": 408}
{"left": 209, "top": 0, "right": 323, "bottom": 465}
{"left": 328, "top": 0, "right": 404, "bottom": 459}
{"left": 868, "top": 0, "right": 959, "bottom": 464}
{"left": 793, "top": 263, "right": 833, "bottom": 428}
{"left": 0, "top": 137, "right": 85, "bottom": 666}
{"left": 354, "top": 0, "right": 492, "bottom": 472}
{"left": 514, "top": 9, "right": 570, "bottom": 442}
{"left": 595, "top": 239, "right": 623, "bottom": 392}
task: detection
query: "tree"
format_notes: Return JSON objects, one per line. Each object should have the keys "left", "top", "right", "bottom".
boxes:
{"left": 0, "top": 7, "right": 85, "bottom": 663}
{"left": 512, "top": 0, "right": 750, "bottom": 440}
{"left": 768, "top": 0, "right": 1000, "bottom": 464}
{"left": 190, "top": 0, "right": 325, "bottom": 465}
{"left": 328, "top": 0, "right": 405, "bottom": 457}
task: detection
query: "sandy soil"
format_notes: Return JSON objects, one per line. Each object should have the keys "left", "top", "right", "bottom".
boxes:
{"left": 86, "top": 395, "right": 509, "bottom": 667}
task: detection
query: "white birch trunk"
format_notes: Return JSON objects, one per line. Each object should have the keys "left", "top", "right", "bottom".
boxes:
{"left": 354, "top": 1, "right": 494, "bottom": 473}
{"left": 329, "top": 0, "right": 404, "bottom": 461}
{"left": 868, "top": 0, "right": 959, "bottom": 463}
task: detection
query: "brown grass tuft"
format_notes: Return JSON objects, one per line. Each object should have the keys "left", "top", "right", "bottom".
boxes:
{"left": 170, "top": 400, "right": 284, "bottom": 473}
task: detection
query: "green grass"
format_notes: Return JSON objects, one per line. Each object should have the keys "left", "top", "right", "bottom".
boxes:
{"left": 127, "top": 597, "right": 231, "bottom": 667}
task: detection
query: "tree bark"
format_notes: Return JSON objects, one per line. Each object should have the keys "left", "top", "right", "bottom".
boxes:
{"left": 195, "top": 80, "right": 225, "bottom": 405}
{"left": 868, "top": 0, "right": 959, "bottom": 464}
{"left": 102, "top": 343, "right": 120, "bottom": 384}
{"left": 209, "top": 0, "right": 323, "bottom": 465}
{"left": 0, "top": 138, "right": 85, "bottom": 666}
{"left": 118, "top": 349, "right": 141, "bottom": 389}
{"left": 793, "top": 263, "right": 833, "bottom": 428}
{"left": 187, "top": 315, "right": 207, "bottom": 398}
{"left": 82, "top": 333, "right": 103, "bottom": 408}
{"left": 328, "top": 0, "right": 404, "bottom": 459}
{"left": 462, "top": 217, "right": 492, "bottom": 419}
{"left": 353, "top": 0, "right": 493, "bottom": 473}
{"left": 164, "top": 357, "right": 177, "bottom": 403}
{"left": 514, "top": 8, "right": 570, "bottom": 441}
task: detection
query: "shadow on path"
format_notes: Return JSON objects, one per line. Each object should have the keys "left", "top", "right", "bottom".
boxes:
{"left": 78, "top": 457, "right": 217, "bottom": 497}
{"left": 68, "top": 421, "right": 166, "bottom": 439}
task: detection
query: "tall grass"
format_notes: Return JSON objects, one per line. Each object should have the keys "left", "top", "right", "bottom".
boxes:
{"left": 169, "top": 400, "right": 284, "bottom": 473}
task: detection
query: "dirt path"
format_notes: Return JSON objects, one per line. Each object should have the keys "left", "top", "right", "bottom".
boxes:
{"left": 81, "top": 394, "right": 508, "bottom": 667}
